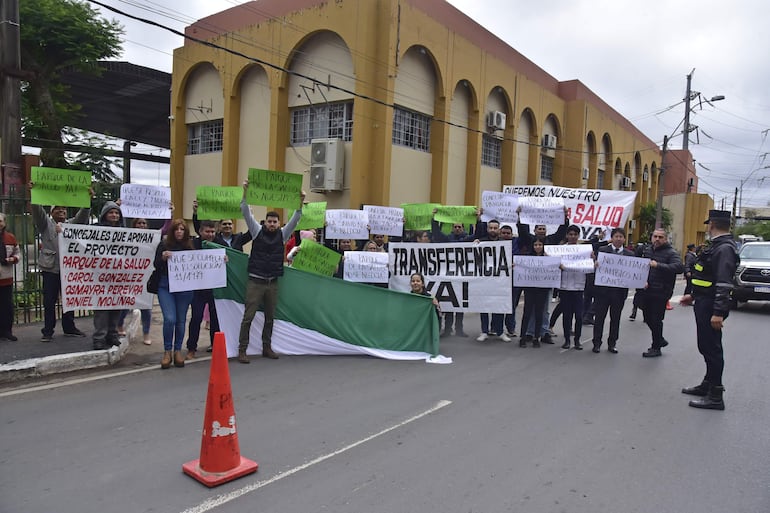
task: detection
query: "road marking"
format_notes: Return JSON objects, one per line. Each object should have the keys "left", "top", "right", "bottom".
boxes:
{"left": 179, "top": 399, "right": 453, "bottom": 513}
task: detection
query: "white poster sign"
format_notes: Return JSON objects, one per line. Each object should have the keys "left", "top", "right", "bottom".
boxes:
{"left": 388, "top": 241, "right": 513, "bottom": 313}
{"left": 595, "top": 252, "right": 650, "bottom": 289}
{"left": 168, "top": 249, "right": 227, "bottom": 293}
{"left": 480, "top": 191, "right": 519, "bottom": 223}
{"left": 503, "top": 185, "right": 637, "bottom": 240}
{"left": 513, "top": 255, "right": 562, "bottom": 288}
{"left": 58, "top": 224, "right": 161, "bottom": 311}
{"left": 343, "top": 251, "right": 390, "bottom": 283}
{"left": 363, "top": 205, "right": 404, "bottom": 237}
{"left": 325, "top": 209, "right": 370, "bottom": 240}
{"left": 119, "top": 184, "right": 172, "bottom": 219}
{"left": 517, "top": 196, "right": 565, "bottom": 226}
{"left": 545, "top": 244, "right": 594, "bottom": 272}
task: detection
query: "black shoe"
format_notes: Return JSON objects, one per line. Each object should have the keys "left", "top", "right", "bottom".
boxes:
{"left": 64, "top": 329, "right": 86, "bottom": 338}
{"left": 689, "top": 386, "right": 725, "bottom": 410}
{"left": 582, "top": 318, "right": 594, "bottom": 325}
{"left": 592, "top": 343, "right": 601, "bottom": 353}
{"left": 561, "top": 341, "right": 570, "bottom": 349}
{"left": 659, "top": 339, "right": 669, "bottom": 348}
{"left": 608, "top": 345, "right": 618, "bottom": 354}
{"left": 682, "top": 381, "right": 710, "bottom": 396}
{"left": 532, "top": 338, "right": 541, "bottom": 348}
{"left": 206, "top": 345, "right": 213, "bottom": 352}
{"left": 541, "top": 333, "right": 554, "bottom": 344}
{"left": 574, "top": 341, "right": 583, "bottom": 350}
{"left": 0, "top": 333, "right": 18, "bottom": 341}
{"left": 93, "top": 340, "right": 108, "bottom": 350}
{"left": 642, "top": 347, "right": 662, "bottom": 358}
{"left": 456, "top": 330, "right": 468, "bottom": 338}
{"left": 41, "top": 334, "right": 53, "bottom": 343}
{"left": 629, "top": 313, "right": 636, "bottom": 321}
{"left": 107, "top": 337, "right": 121, "bottom": 347}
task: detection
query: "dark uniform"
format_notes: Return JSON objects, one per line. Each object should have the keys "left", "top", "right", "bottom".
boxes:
{"left": 684, "top": 210, "right": 738, "bottom": 410}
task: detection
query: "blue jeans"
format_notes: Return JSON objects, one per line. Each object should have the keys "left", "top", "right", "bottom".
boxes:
{"left": 525, "top": 288, "right": 552, "bottom": 336}
{"left": 157, "top": 276, "right": 193, "bottom": 351}
{"left": 480, "top": 313, "right": 504, "bottom": 335}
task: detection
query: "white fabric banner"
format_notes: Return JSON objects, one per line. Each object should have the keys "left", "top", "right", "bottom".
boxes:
{"left": 343, "top": 251, "right": 390, "bottom": 283}
{"left": 119, "top": 184, "right": 172, "bottom": 219}
{"left": 58, "top": 224, "right": 160, "bottom": 311}
{"left": 517, "top": 196, "right": 565, "bottom": 226}
{"left": 388, "top": 241, "right": 513, "bottom": 313}
{"left": 480, "top": 190, "right": 519, "bottom": 223}
{"left": 363, "top": 205, "right": 404, "bottom": 236}
{"left": 503, "top": 185, "right": 637, "bottom": 240}
{"left": 595, "top": 252, "right": 650, "bottom": 289}
{"left": 513, "top": 255, "right": 562, "bottom": 288}
{"left": 168, "top": 249, "right": 227, "bottom": 292}
{"left": 545, "top": 244, "right": 594, "bottom": 272}
{"left": 325, "top": 209, "right": 370, "bottom": 240}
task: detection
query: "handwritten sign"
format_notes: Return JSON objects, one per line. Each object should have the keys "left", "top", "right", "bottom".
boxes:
{"left": 246, "top": 168, "right": 303, "bottom": 209}
{"left": 343, "top": 251, "right": 390, "bottom": 283}
{"left": 363, "top": 205, "right": 404, "bottom": 236}
{"left": 513, "top": 256, "right": 562, "bottom": 288}
{"left": 58, "top": 224, "right": 160, "bottom": 311}
{"left": 31, "top": 167, "right": 92, "bottom": 207}
{"left": 434, "top": 205, "right": 477, "bottom": 226}
{"left": 325, "top": 209, "right": 370, "bottom": 240}
{"left": 119, "top": 184, "right": 171, "bottom": 219}
{"left": 481, "top": 191, "right": 519, "bottom": 223}
{"left": 595, "top": 252, "right": 650, "bottom": 289}
{"left": 291, "top": 238, "right": 341, "bottom": 276}
{"left": 196, "top": 186, "right": 243, "bottom": 220}
{"left": 401, "top": 203, "right": 441, "bottom": 231}
{"left": 168, "top": 249, "right": 227, "bottom": 293}
{"left": 518, "top": 196, "right": 565, "bottom": 226}
{"left": 545, "top": 244, "right": 594, "bottom": 272}
{"left": 295, "top": 201, "right": 327, "bottom": 230}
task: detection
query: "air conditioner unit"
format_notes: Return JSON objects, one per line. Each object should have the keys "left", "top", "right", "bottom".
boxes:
{"left": 309, "top": 138, "right": 345, "bottom": 192}
{"left": 582, "top": 168, "right": 589, "bottom": 180}
{"left": 542, "top": 134, "right": 557, "bottom": 149}
{"left": 486, "top": 111, "right": 506, "bottom": 131}
{"left": 621, "top": 176, "right": 631, "bottom": 188}
{"left": 643, "top": 170, "right": 649, "bottom": 182}
{"left": 629, "top": 219, "right": 637, "bottom": 229}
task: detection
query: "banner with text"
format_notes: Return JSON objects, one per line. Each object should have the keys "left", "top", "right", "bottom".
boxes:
{"left": 168, "top": 249, "right": 227, "bottom": 293}
{"left": 434, "top": 205, "right": 478, "bottom": 227}
{"left": 31, "top": 167, "right": 92, "bottom": 208}
{"left": 295, "top": 201, "right": 327, "bottom": 230}
{"left": 388, "top": 241, "right": 513, "bottom": 313}
{"left": 120, "top": 184, "right": 172, "bottom": 219}
{"left": 58, "top": 224, "right": 161, "bottom": 311}
{"left": 545, "top": 244, "right": 594, "bottom": 272}
{"left": 247, "top": 168, "right": 303, "bottom": 209}
{"left": 513, "top": 255, "right": 562, "bottom": 288}
{"left": 196, "top": 186, "right": 243, "bottom": 220}
{"left": 480, "top": 191, "right": 519, "bottom": 223}
{"left": 595, "top": 252, "right": 650, "bottom": 289}
{"left": 343, "top": 251, "right": 390, "bottom": 283}
{"left": 401, "top": 203, "right": 441, "bottom": 231}
{"left": 363, "top": 205, "right": 404, "bottom": 236}
{"left": 325, "top": 209, "right": 370, "bottom": 240}
{"left": 291, "top": 239, "right": 341, "bottom": 277}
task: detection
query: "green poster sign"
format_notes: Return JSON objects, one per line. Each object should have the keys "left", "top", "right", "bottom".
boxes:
{"left": 434, "top": 205, "right": 477, "bottom": 226}
{"left": 246, "top": 168, "right": 303, "bottom": 209}
{"left": 295, "top": 202, "right": 327, "bottom": 230}
{"left": 196, "top": 186, "right": 243, "bottom": 220}
{"left": 401, "top": 203, "right": 441, "bottom": 231}
{"left": 31, "top": 167, "right": 92, "bottom": 207}
{"left": 291, "top": 239, "right": 341, "bottom": 277}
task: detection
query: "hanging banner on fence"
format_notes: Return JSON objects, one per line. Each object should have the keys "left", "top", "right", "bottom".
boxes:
{"left": 434, "top": 206, "right": 478, "bottom": 227}
{"left": 168, "top": 249, "right": 227, "bottom": 293}
{"left": 343, "top": 251, "right": 390, "bottom": 283}
{"left": 246, "top": 168, "right": 303, "bottom": 209}
{"left": 388, "top": 241, "right": 513, "bottom": 313}
{"left": 119, "top": 184, "right": 172, "bottom": 219}
{"left": 401, "top": 203, "right": 441, "bottom": 231}
{"left": 363, "top": 205, "right": 404, "bottom": 236}
{"left": 503, "top": 185, "right": 636, "bottom": 240}
{"left": 513, "top": 256, "right": 562, "bottom": 288}
{"left": 595, "top": 252, "right": 650, "bottom": 289}
{"left": 545, "top": 244, "right": 594, "bottom": 272}
{"left": 31, "top": 167, "right": 92, "bottom": 208}
{"left": 291, "top": 238, "right": 341, "bottom": 277}
{"left": 58, "top": 224, "right": 161, "bottom": 311}
{"left": 480, "top": 191, "right": 519, "bottom": 223}
{"left": 295, "top": 201, "right": 327, "bottom": 230}
{"left": 517, "top": 196, "right": 565, "bottom": 226}
{"left": 196, "top": 186, "right": 243, "bottom": 220}
{"left": 325, "top": 209, "right": 370, "bottom": 240}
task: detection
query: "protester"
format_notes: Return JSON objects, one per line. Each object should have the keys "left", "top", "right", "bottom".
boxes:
{"left": 91, "top": 201, "right": 125, "bottom": 350}
{"left": 192, "top": 199, "right": 250, "bottom": 250}
{"left": 558, "top": 225, "right": 588, "bottom": 350}
{"left": 0, "top": 213, "right": 21, "bottom": 341}
{"left": 332, "top": 238, "right": 354, "bottom": 279}
{"left": 473, "top": 218, "right": 510, "bottom": 342}
{"left": 430, "top": 216, "right": 472, "bottom": 338}
{"left": 500, "top": 224, "right": 523, "bottom": 339}
{"left": 591, "top": 228, "right": 633, "bottom": 354}
{"left": 629, "top": 241, "right": 648, "bottom": 320}
{"left": 683, "top": 243, "right": 697, "bottom": 296}
{"left": 518, "top": 237, "right": 549, "bottom": 348}
{"left": 409, "top": 272, "right": 440, "bottom": 319}
{"left": 237, "top": 179, "right": 304, "bottom": 363}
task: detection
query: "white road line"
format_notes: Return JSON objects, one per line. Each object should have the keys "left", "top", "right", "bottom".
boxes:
{"left": 179, "top": 399, "right": 453, "bottom": 513}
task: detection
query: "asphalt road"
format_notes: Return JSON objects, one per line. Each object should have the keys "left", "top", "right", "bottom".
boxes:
{"left": 1, "top": 299, "right": 769, "bottom": 513}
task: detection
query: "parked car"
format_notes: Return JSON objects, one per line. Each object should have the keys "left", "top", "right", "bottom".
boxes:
{"left": 733, "top": 241, "right": 770, "bottom": 307}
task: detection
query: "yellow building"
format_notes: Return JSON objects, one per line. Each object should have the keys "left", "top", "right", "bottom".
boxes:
{"left": 171, "top": 0, "right": 663, "bottom": 241}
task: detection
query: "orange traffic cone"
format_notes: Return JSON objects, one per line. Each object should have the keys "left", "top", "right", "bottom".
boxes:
{"left": 666, "top": 300, "right": 673, "bottom": 310}
{"left": 183, "top": 331, "right": 258, "bottom": 487}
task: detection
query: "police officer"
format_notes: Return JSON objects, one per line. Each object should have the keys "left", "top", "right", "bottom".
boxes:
{"left": 679, "top": 210, "right": 738, "bottom": 410}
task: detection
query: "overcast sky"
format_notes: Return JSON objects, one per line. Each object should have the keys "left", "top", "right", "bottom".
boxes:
{"left": 96, "top": 0, "right": 770, "bottom": 212}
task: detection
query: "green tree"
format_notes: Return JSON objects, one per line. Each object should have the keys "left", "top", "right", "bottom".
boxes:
{"left": 636, "top": 202, "right": 672, "bottom": 243}
{"left": 20, "top": 0, "right": 123, "bottom": 175}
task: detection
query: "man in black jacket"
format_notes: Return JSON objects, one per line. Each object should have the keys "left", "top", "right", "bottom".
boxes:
{"left": 639, "top": 228, "right": 684, "bottom": 357}
{"left": 591, "top": 228, "right": 634, "bottom": 353}
{"left": 679, "top": 210, "right": 738, "bottom": 410}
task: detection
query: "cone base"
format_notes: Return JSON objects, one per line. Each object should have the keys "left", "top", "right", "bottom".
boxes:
{"left": 182, "top": 457, "right": 258, "bottom": 487}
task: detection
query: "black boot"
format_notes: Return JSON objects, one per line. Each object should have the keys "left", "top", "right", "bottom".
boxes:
{"left": 682, "top": 379, "right": 710, "bottom": 396}
{"left": 689, "top": 385, "right": 725, "bottom": 410}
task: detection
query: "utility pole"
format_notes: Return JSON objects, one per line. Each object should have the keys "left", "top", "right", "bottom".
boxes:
{"left": 0, "top": 0, "right": 22, "bottom": 191}
{"left": 682, "top": 69, "right": 694, "bottom": 151}
{"left": 655, "top": 135, "right": 669, "bottom": 228}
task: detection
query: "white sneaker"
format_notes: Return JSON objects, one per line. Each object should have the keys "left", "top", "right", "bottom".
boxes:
{"left": 500, "top": 333, "right": 512, "bottom": 343}
{"left": 476, "top": 333, "right": 488, "bottom": 342}
{"left": 505, "top": 330, "right": 516, "bottom": 338}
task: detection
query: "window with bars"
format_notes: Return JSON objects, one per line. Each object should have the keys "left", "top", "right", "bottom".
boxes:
{"left": 392, "top": 106, "right": 431, "bottom": 152}
{"left": 290, "top": 102, "right": 354, "bottom": 145}
{"left": 481, "top": 134, "right": 502, "bottom": 169}
{"left": 597, "top": 169, "right": 605, "bottom": 188}
{"left": 187, "top": 119, "right": 224, "bottom": 155}
{"left": 540, "top": 155, "right": 554, "bottom": 181}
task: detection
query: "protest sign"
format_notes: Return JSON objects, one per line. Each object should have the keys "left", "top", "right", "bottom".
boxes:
{"left": 388, "top": 241, "right": 513, "bottom": 313}
{"left": 401, "top": 203, "right": 441, "bottom": 231}
{"left": 325, "top": 209, "right": 370, "bottom": 240}
{"left": 513, "top": 256, "right": 562, "bottom": 288}
{"left": 31, "top": 167, "right": 92, "bottom": 208}
{"left": 503, "top": 185, "right": 636, "bottom": 240}
{"left": 58, "top": 224, "right": 160, "bottom": 311}
{"left": 168, "top": 249, "right": 227, "bottom": 293}
{"left": 120, "top": 184, "right": 172, "bottom": 219}
{"left": 363, "top": 205, "right": 404, "bottom": 236}
{"left": 291, "top": 238, "right": 341, "bottom": 276}
{"left": 246, "top": 168, "right": 303, "bottom": 209}
{"left": 544, "top": 244, "right": 594, "bottom": 272}
{"left": 480, "top": 191, "right": 519, "bottom": 223}
{"left": 595, "top": 252, "right": 650, "bottom": 289}
{"left": 343, "top": 251, "right": 390, "bottom": 283}
{"left": 296, "top": 201, "right": 327, "bottom": 230}
{"left": 434, "top": 205, "right": 477, "bottom": 226}
{"left": 196, "top": 186, "right": 243, "bottom": 220}
{"left": 517, "top": 196, "right": 565, "bottom": 226}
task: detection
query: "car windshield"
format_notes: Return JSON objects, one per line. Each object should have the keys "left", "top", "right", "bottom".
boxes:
{"left": 740, "top": 244, "right": 770, "bottom": 260}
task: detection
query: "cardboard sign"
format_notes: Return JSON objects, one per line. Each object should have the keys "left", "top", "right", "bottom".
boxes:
{"left": 480, "top": 191, "right": 519, "bottom": 223}
{"left": 363, "top": 205, "right": 404, "bottom": 236}
{"left": 120, "top": 184, "right": 172, "bottom": 219}
{"left": 595, "top": 252, "right": 650, "bottom": 289}
{"left": 325, "top": 209, "right": 370, "bottom": 240}
{"left": 168, "top": 249, "right": 227, "bottom": 293}
{"left": 343, "top": 251, "right": 390, "bottom": 283}
{"left": 545, "top": 244, "right": 594, "bottom": 272}
{"left": 246, "top": 168, "right": 303, "bottom": 209}
{"left": 296, "top": 201, "right": 327, "bottom": 230}
{"left": 31, "top": 167, "right": 92, "bottom": 208}
{"left": 291, "top": 238, "right": 342, "bottom": 276}
{"left": 196, "top": 186, "right": 243, "bottom": 220}
{"left": 513, "top": 255, "right": 562, "bottom": 288}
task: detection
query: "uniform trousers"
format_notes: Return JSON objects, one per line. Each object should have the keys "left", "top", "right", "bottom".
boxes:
{"left": 693, "top": 295, "right": 725, "bottom": 386}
